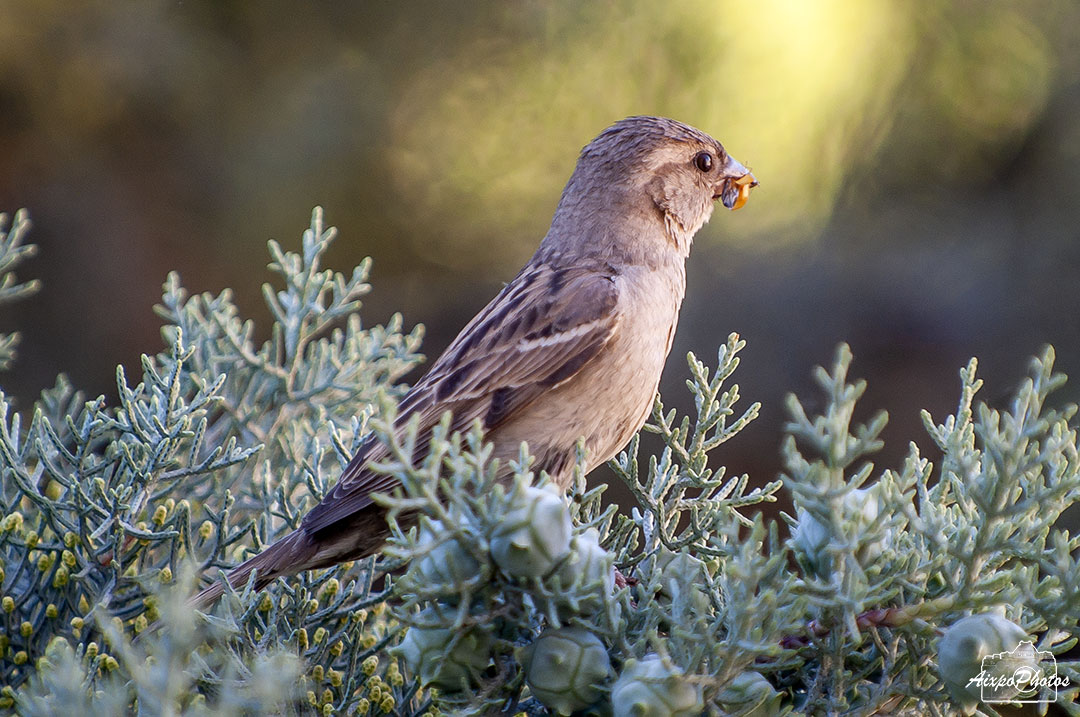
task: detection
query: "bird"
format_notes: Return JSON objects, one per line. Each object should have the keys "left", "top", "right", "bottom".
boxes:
{"left": 190, "top": 115, "right": 757, "bottom": 608}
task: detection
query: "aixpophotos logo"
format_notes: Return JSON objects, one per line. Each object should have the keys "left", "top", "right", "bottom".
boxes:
{"left": 967, "top": 641, "right": 1070, "bottom": 704}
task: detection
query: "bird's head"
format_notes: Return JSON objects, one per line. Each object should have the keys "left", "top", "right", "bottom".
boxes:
{"left": 547, "top": 116, "right": 757, "bottom": 260}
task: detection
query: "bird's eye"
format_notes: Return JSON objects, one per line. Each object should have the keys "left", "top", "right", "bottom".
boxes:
{"left": 693, "top": 152, "right": 714, "bottom": 173}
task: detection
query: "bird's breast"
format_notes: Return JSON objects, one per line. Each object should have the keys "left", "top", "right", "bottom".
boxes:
{"left": 590, "top": 264, "right": 686, "bottom": 452}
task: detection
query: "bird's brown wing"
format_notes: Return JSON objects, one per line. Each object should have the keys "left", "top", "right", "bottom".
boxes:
{"left": 301, "top": 261, "right": 620, "bottom": 535}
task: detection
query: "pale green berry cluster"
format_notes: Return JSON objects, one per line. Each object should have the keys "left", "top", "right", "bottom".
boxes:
{"left": 393, "top": 477, "right": 619, "bottom": 712}
{"left": 937, "top": 613, "right": 1032, "bottom": 715}
{"left": 392, "top": 470, "right": 742, "bottom": 714}
{"left": 395, "top": 609, "right": 493, "bottom": 690}
{"left": 610, "top": 655, "right": 703, "bottom": 717}
{"left": 715, "top": 670, "right": 783, "bottom": 717}
{"left": 791, "top": 485, "right": 886, "bottom": 579}
{"left": 517, "top": 627, "right": 611, "bottom": 715}
{"left": 490, "top": 483, "right": 573, "bottom": 577}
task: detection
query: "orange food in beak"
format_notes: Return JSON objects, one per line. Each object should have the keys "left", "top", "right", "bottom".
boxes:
{"left": 731, "top": 173, "right": 756, "bottom": 211}
{"left": 731, "top": 183, "right": 751, "bottom": 210}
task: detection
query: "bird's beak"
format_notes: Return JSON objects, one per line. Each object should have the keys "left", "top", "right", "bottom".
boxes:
{"left": 716, "top": 156, "right": 758, "bottom": 211}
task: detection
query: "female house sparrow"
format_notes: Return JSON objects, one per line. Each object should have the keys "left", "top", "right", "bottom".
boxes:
{"left": 191, "top": 116, "right": 756, "bottom": 607}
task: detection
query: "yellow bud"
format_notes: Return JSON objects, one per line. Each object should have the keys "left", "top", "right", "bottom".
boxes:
{"left": 322, "top": 704, "right": 333, "bottom": 717}
{"left": 362, "top": 655, "right": 379, "bottom": 676}
{"left": 52, "top": 565, "right": 69, "bottom": 588}
{"left": 368, "top": 685, "right": 382, "bottom": 703}
{"left": 307, "top": 691, "right": 317, "bottom": 706}
{"left": 362, "top": 634, "right": 377, "bottom": 649}
{"left": 177, "top": 499, "right": 190, "bottom": 513}
{"left": 45, "top": 480, "right": 61, "bottom": 500}
{"left": 2, "top": 512, "right": 23, "bottom": 532}
{"left": 134, "top": 614, "right": 147, "bottom": 634}
{"left": 371, "top": 602, "right": 385, "bottom": 617}
{"left": 37, "top": 553, "right": 53, "bottom": 572}
{"left": 152, "top": 506, "right": 167, "bottom": 526}
{"left": 102, "top": 655, "right": 119, "bottom": 671}
{"left": 112, "top": 616, "right": 124, "bottom": 634}
{"left": 313, "top": 627, "right": 327, "bottom": 644}
{"left": 311, "top": 664, "right": 324, "bottom": 682}
{"left": 328, "top": 669, "right": 342, "bottom": 687}
{"left": 0, "top": 567, "right": 4, "bottom": 584}
{"left": 380, "top": 695, "right": 395, "bottom": 713}
{"left": 25, "top": 531, "right": 39, "bottom": 549}
{"left": 253, "top": 629, "right": 262, "bottom": 641}
{"left": 389, "top": 671, "right": 404, "bottom": 687}
{"left": 20, "top": 622, "right": 32, "bottom": 637}
{"left": 356, "top": 698, "right": 370, "bottom": 715}
{"left": 62, "top": 550, "right": 77, "bottom": 567}
{"left": 330, "top": 640, "right": 344, "bottom": 657}
{"left": 13, "top": 651, "right": 27, "bottom": 665}
{"left": 198, "top": 521, "right": 214, "bottom": 539}
{"left": 321, "top": 578, "right": 340, "bottom": 598}
{"left": 45, "top": 604, "right": 58, "bottom": 619}
{"left": 78, "top": 595, "right": 90, "bottom": 613}
{"left": 85, "top": 642, "right": 99, "bottom": 658}
{"left": 258, "top": 593, "right": 272, "bottom": 612}
{"left": 70, "top": 617, "right": 84, "bottom": 631}
{"left": 1, "top": 596, "right": 13, "bottom": 613}
{"left": 0, "top": 697, "right": 11, "bottom": 710}
{"left": 297, "top": 628, "right": 309, "bottom": 651}
{"left": 136, "top": 521, "right": 147, "bottom": 533}
{"left": 159, "top": 567, "right": 172, "bottom": 584}
{"left": 308, "top": 598, "right": 319, "bottom": 612}
{"left": 164, "top": 498, "right": 175, "bottom": 512}
{"left": 321, "top": 688, "right": 333, "bottom": 704}
{"left": 64, "top": 531, "right": 78, "bottom": 548}
{"left": 353, "top": 609, "right": 368, "bottom": 624}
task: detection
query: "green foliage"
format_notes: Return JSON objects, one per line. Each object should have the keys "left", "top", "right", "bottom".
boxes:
{"left": 0, "top": 210, "right": 39, "bottom": 371}
{"left": 0, "top": 207, "right": 1078, "bottom": 715}
{"left": 780, "top": 345, "right": 1080, "bottom": 714}
{"left": 17, "top": 564, "right": 304, "bottom": 716}
{"left": 1, "top": 208, "right": 424, "bottom": 714}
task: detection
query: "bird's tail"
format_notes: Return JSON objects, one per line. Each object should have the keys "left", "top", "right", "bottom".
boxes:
{"left": 188, "top": 529, "right": 316, "bottom": 611}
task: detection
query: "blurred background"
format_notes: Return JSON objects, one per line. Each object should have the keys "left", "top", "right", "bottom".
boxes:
{"left": 1, "top": 0, "right": 1079, "bottom": 500}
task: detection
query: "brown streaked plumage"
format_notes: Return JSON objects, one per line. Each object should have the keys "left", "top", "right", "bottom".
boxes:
{"left": 190, "top": 116, "right": 757, "bottom": 608}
